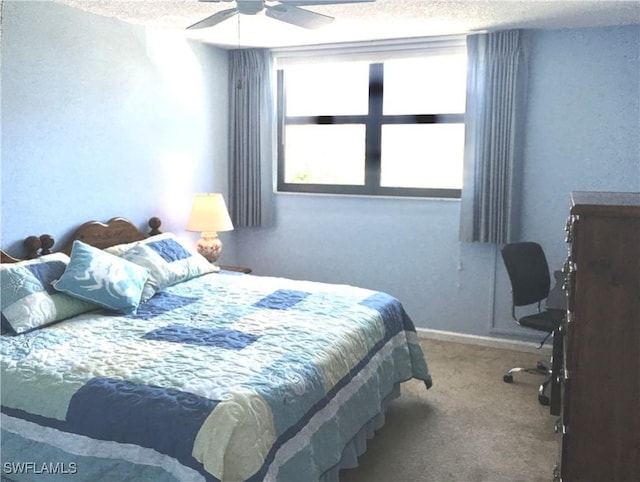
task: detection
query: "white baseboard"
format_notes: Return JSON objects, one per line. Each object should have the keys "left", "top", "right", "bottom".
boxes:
{"left": 416, "top": 327, "right": 553, "bottom": 355}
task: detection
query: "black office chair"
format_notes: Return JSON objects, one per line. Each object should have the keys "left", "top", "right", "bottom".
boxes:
{"left": 501, "top": 242, "right": 565, "bottom": 406}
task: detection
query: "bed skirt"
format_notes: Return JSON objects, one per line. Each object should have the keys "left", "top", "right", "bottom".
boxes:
{"left": 320, "top": 383, "right": 401, "bottom": 481}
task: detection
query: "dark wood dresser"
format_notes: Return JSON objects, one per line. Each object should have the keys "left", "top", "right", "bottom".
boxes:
{"left": 557, "top": 191, "right": 640, "bottom": 482}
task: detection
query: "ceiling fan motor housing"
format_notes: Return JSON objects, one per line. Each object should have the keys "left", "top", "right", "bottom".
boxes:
{"left": 237, "top": 0, "right": 265, "bottom": 15}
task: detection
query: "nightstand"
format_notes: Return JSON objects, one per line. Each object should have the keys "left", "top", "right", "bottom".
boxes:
{"left": 218, "top": 265, "right": 252, "bottom": 274}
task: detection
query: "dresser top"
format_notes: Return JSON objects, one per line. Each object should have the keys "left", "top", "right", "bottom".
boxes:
{"left": 571, "top": 191, "right": 640, "bottom": 207}
{"left": 571, "top": 191, "right": 640, "bottom": 217}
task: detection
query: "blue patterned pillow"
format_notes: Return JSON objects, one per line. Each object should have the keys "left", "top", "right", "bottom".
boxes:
{"left": 1, "top": 253, "right": 99, "bottom": 334}
{"left": 53, "top": 241, "right": 150, "bottom": 314}
{"left": 131, "top": 233, "right": 215, "bottom": 287}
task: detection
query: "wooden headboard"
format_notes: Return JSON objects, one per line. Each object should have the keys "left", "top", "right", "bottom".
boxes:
{"left": 0, "top": 216, "right": 162, "bottom": 263}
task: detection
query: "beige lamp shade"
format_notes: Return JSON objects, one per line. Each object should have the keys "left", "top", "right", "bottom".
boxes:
{"left": 186, "top": 193, "right": 234, "bottom": 233}
{"left": 186, "top": 194, "right": 234, "bottom": 264}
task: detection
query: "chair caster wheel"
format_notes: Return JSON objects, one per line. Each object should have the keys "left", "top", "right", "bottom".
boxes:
{"left": 503, "top": 374, "right": 513, "bottom": 383}
{"left": 538, "top": 394, "right": 550, "bottom": 406}
{"left": 536, "top": 361, "right": 548, "bottom": 371}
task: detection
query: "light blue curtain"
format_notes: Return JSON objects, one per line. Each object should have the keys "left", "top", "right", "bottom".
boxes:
{"left": 459, "top": 30, "right": 527, "bottom": 243}
{"left": 228, "top": 49, "right": 275, "bottom": 227}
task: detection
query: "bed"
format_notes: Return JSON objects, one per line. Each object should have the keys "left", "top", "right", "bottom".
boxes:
{"left": 0, "top": 217, "right": 432, "bottom": 482}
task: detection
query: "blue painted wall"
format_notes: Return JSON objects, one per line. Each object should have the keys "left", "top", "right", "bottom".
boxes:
{"left": 2, "top": 1, "right": 638, "bottom": 340}
{"left": 1, "top": 1, "right": 231, "bottom": 256}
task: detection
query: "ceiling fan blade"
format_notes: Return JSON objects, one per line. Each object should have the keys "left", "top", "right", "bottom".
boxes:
{"left": 265, "top": 4, "right": 334, "bottom": 29}
{"left": 276, "top": 0, "right": 375, "bottom": 5}
{"left": 187, "top": 8, "right": 239, "bottom": 29}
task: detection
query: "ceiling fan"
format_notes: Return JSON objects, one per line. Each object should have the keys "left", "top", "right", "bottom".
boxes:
{"left": 187, "top": 0, "right": 375, "bottom": 30}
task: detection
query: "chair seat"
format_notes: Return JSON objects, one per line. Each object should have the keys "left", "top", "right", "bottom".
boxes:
{"left": 519, "top": 309, "right": 565, "bottom": 332}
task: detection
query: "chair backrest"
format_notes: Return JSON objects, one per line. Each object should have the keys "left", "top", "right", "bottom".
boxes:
{"left": 501, "top": 242, "right": 551, "bottom": 307}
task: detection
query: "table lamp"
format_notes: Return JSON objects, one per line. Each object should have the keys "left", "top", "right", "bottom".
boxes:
{"left": 186, "top": 193, "right": 234, "bottom": 264}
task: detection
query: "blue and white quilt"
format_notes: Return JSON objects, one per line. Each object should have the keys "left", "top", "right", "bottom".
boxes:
{"left": 1, "top": 272, "right": 431, "bottom": 481}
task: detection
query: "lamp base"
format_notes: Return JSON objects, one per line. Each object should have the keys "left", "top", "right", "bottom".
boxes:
{"left": 197, "top": 232, "right": 222, "bottom": 264}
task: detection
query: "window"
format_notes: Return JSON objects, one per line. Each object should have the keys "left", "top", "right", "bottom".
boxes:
{"left": 276, "top": 47, "right": 467, "bottom": 198}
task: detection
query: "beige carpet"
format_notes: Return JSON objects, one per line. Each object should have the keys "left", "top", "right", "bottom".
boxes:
{"left": 340, "top": 338, "right": 558, "bottom": 482}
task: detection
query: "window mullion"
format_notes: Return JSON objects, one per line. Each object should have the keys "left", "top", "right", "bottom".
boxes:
{"left": 285, "top": 115, "right": 368, "bottom": 125}
{"left": 365, "top": 63, "right": 383, "bottom": 193}
{"left": 381, "top": 113, "right": 465, "bottom": 124}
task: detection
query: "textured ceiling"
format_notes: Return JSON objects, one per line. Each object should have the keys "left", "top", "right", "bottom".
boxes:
{"left": 54, "top": 0, "right": 640, "bottom": 48}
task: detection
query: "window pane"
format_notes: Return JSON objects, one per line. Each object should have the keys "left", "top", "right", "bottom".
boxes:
{"left": 285, "top": 62, "right": 369, "bottom": 116}
{"left": 381, "top": 124, "right": 464, "bottom": 189}
{"left": 284, "top": 125, "right": 366, "bottom": 185}
{"left": 383, "top": 54, "right": 467, "bottom": 115}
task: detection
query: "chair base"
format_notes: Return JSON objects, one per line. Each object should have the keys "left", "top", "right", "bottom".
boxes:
{"left": 503, "top": 360, "right": 552, "bottom": 406}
